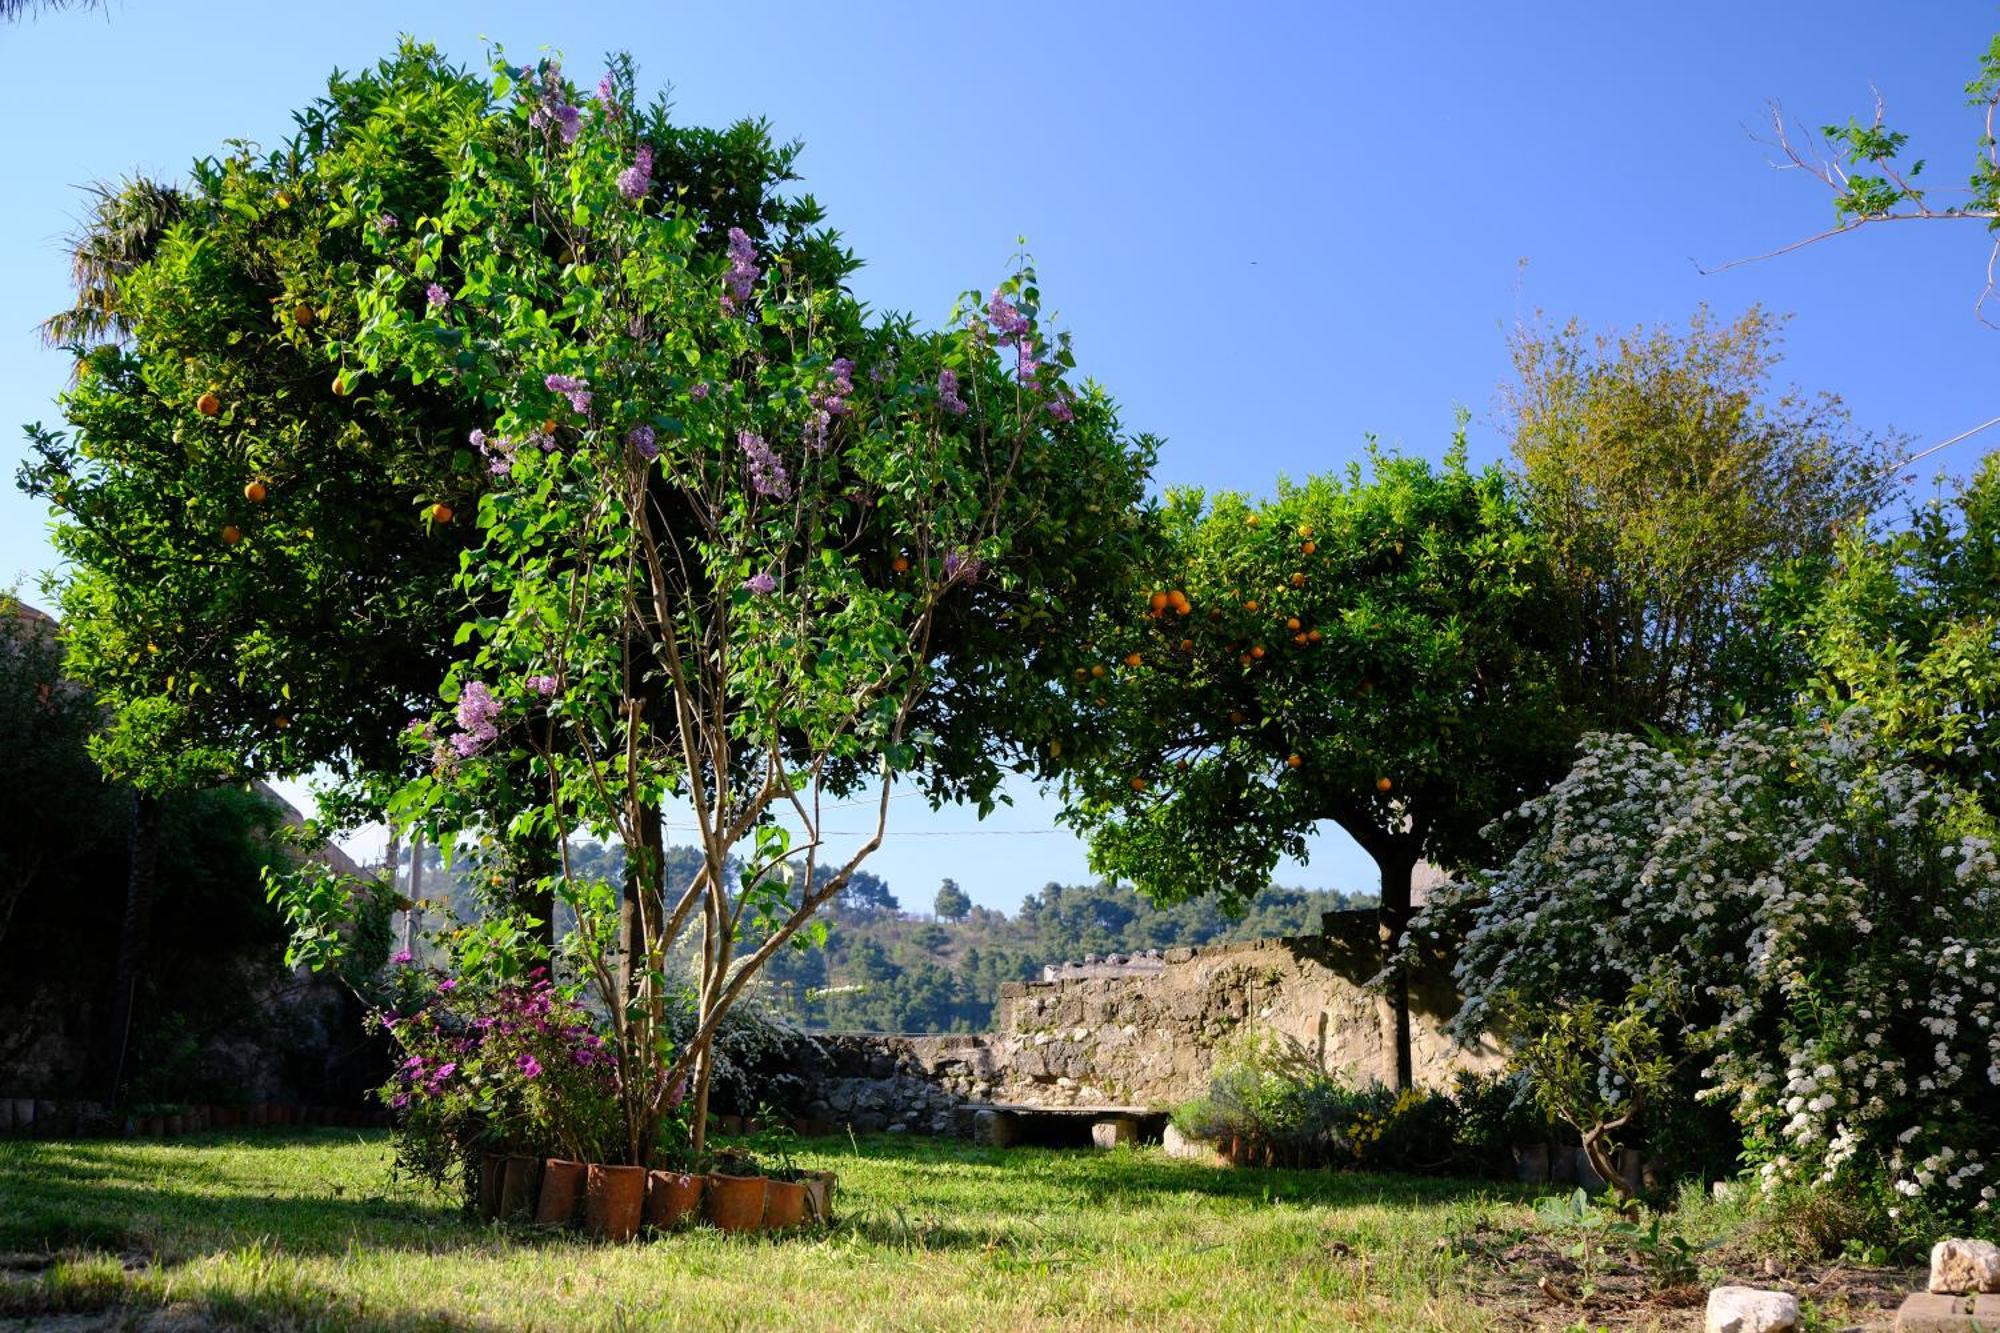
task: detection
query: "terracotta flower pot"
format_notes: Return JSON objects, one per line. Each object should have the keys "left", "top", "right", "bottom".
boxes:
{"left": 644, "top": 1170, "right": 705, "bottom": 1229}
{"left": 703, "top": 1172, "right": 767, "bottom": 1233}
{"left": 801, "top": 1170, "right": 837, "bottom": 1223}
{"left": 478, "top": 1154, "right": 507, "bottom": 1220}
{"left": 499, "top": 1155, "right": 543, "bottom": 1221}
{"left": 535, "top": 1159, "right": 587, "bottom": 1227}
{"left": 764, "top": 1179, "right": 806, "bottom": 1230}
{"left": 584, "top": 1164, "right": 646, "bottom": 1242}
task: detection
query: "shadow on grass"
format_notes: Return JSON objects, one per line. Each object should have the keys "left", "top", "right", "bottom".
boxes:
{"left": 0, "top": 1251, "right": 498, "bottom": 1332}
{"left": 805, "top": 1134, "right": 1535, "bottom": 1212}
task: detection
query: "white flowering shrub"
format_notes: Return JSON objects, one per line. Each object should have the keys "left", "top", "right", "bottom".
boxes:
{"left": 1417, "top": 716, "right": 2000, "bottom": 1239}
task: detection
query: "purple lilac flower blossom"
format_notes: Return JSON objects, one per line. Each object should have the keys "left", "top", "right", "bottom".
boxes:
{"left": 738, "top": 430, "right": 791, "bottom": 499}
{"left": 937, "top": 368, "right": 969, "bottom": 416}
{"left": 392, "top": 950, "right": 414, "bottom": 965}
{"left": 1046, "top": 394, "right": 1075, "bottom": 424}
{"left": 1015, "top": 336, "right": 1041, "bottom": 383}
{"left": 627, "top": 424, "right": 658, "bottom": 459}
{"left": 617, "top": 145, "right": 653, "bottom": 201}
{"left": 425, "top": 283, "right": 450, "bottom": 311}
{"left": 517, "top": 1054, "right": 543, "bottom": 1079}
{"left": 944, "top": 550, "right": 984, "bottom": 583}
{"left": 545, "top": 373, "right": 593, "bottom": 415}
{"left": 375, "top": 212, "right": 399, "bottom": 235}
{"left": 691, "top": 381, "right": 710, "bottom": 400}
{"left": 471, "top": 429, "right": 518, "bottom": 477}
{"left": 987, "top": 290, "right": 1029, "bottom": 336}
{"left": 596, "top": 72, "right": 618, "bottom": 108}
{"left": 437, "top": 978, "right": 458, "bottom": 993}
{"left": 451, "top": 680, "right": 501, "bottom": 756}
{"left": 721, "top": 227, "right": 759, "bottom": 311}
{"left": 803, "top": 409, "right": 832, "bottom": 453}
{"left": 526, "top": 675, "right": 559, "bottom": 697}
{"left": 744, "top": 570, "right": 777, "bottom": 595}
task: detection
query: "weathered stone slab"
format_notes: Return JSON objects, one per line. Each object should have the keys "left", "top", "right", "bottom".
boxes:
{"left": 1161, "top": 1123, "right": 1228, "bottom": 1166}
{"left": 1896, "top": 1292, "right": 1973, "bottom": 1331}
{"left": 971, "top": 1108, "right": 1018, "bottom": 1147}
{"left": 1704, "top": 1285, "right": 1799, "bottom": 1333}
{"left": 1090, "top": 1117, "right": 1137, "bottom": 1149}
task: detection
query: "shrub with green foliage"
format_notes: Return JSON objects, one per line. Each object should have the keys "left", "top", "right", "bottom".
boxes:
{"left": 1422, "top": 716, "right": 2000, "bottom": 1243}
{"left": 1170, "top": 1031, "right": 1538, "bottom": 1173}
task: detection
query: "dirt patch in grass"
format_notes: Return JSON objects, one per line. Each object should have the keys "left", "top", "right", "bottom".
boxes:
{"left": 1447, "top": 1218, "right": 1919, "bottom": 1330}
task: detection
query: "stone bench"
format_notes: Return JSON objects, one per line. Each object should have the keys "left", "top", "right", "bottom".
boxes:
{"left": 961, "top": 1102, "right": 1168, "bottom": 1149}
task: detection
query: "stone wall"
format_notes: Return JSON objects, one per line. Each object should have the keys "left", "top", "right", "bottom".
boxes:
{"left": 787, "top": 913, "right": 1502, "bottom": 1131}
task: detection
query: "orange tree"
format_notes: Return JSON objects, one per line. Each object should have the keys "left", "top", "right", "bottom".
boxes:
{"left": 17, "top": 45, "right": 873, "bottom": 948}
{"left": 1057, "top": 439, "right": 1576, "bottom": 1088}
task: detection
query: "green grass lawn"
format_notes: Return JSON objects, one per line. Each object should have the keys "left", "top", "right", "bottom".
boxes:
{"left": 0, "top": 1131, "right": 1909, "bottom": 1331}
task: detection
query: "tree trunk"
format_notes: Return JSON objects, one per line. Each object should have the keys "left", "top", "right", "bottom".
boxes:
{"left": 106, "top": 789, "right": 163, "bottom": 1104}
{"left": 1374, "top": 852, "right": 1416, "bottom": 1092}
{"left": 383, "top": 824, "right": 403, "bottom": 952}
{"left": 403, "top": 830, "right": 425, "bottom": 958}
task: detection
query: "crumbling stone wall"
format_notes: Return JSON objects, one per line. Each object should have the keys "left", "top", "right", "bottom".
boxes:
{"left": 789, "top": 914, "right": 1502, "bottom": 1128}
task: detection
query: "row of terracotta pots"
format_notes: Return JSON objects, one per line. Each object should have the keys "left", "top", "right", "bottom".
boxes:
{"left": 479, "top": 1155, "right": 835, "bottom": 1239}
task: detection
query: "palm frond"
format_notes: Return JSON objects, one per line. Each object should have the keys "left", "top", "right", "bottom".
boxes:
{"left": 40, "top": 176, "right": 185, "bottom": 351}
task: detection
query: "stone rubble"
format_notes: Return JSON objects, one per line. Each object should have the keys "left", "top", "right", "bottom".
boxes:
{"left": 1703, "top": 1285, "right": 1800, "bottom": 1333}
{"left": 1929, "top": 1238, "right": 2000, "bottom": 1295}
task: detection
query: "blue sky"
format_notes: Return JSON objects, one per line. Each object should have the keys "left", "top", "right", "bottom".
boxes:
{"left": 3, "top": 3, "right": 1996, "bottom": 912}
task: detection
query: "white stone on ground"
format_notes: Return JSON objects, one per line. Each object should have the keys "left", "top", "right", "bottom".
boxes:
{"left": 1930, "top": 1238, "right": 2000, "bottom": 1294}
{"left": 1705, "top": 1285, "right": 1800, "bottom": 1333}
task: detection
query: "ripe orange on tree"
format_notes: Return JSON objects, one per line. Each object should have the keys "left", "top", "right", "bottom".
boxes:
{"left": 891, "top": 555, "right": 910, "bottom": 573}
{"left": 1228, "top": 710, "right": 1247, "bottom": 725}
{"left": 1376, "top": 776, "right": 1393, "bottom": 793}
{"left": 1250, "top": 645, "right": 1265, "bottom": 659}
{"left": 1123, "top": 652, "right": 1143, "bottom": 668}
{"left": 244, "top": 480, "right": 268, "bottom": 504}
{"left": 1179, "top": 638, "right": 1194, "bottom": 652}
{"left": 1286, "top": 753, "right": 1303, "bottom": 768}
{"left": 1290, "top": 572, "right": 1306, "bottom": 588}
{"left": 1244, "top": 599, "right": 1260, "bottom": 612}
{"left": 1307, "top": 629, "right": 1323, "bottom": 643}
{"left": 1130, "top": 775, "right": 1148, "bottom": 792}
{"left": 1286, "top": 617, "right": 1301, "bottom": 631}
{"left": 430, "top": 502, "right": 454, "bottom": 525}
{"left": 293, "top": 303, "right": 315, "bottom": 328}
{"left": 1302, "top": 540, "right": 1317, "bottom": 555}
{"left": 1090, "top": 663, "right": 1107, "bottom": 679}
{"left": 195, "top": 391, "right": 221, "bottom": 417}
{"left": 220, "top": 524, "right": 242, "bottom": 545}
{"left": 1293, "top": 633, "right": 1308, "bottom": 646}
{"left": 1149, "top": 591, "right": 1169, "bottom": 613}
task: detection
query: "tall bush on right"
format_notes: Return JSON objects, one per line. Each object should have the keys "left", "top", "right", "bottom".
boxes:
{"left": 1422, "top": 716, "right": 2000, "bottom": 1244}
